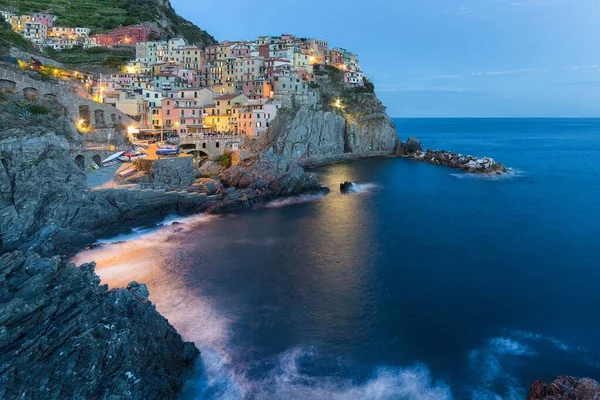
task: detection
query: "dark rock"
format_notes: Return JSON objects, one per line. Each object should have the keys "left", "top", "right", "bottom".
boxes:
{"left": 397, "top": 141, "right": 508, "bottom": 175}
{"left": 340, "top": 181, "right": 355, "bottom": 193}
{"left": 0, "top": 251, "right": 199, "bottom": 400}
{"left": 528, "top": 376, "right": 600, "bottom": 399}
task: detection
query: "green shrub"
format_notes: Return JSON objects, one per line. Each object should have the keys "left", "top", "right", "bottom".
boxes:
{"left": 27, "top": 104, "right": 51, "bottom": 115}
{"left": 218, "top": 151, "right": 232, "bottom": 168}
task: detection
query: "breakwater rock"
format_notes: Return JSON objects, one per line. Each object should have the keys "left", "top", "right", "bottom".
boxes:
{"left": 396, "top": 137, "right": 507, "bottom": 174}
{"left": 528, "top": 376, "right": 600, "bottom": 399}
{"left": 0, "top": 251, "right": 198, "bottom": 400}
{"left": 409, "top": 150, "right": 508, "bottom": 174}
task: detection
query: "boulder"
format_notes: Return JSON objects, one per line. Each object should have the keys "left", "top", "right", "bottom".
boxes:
{"left": 529, "top": 376, "right": 600, "bottom": 399}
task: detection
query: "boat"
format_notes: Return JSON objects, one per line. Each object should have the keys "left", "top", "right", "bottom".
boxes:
{"left": 118, "top": 149, "right": 147, "bottom": 162}
{"left": 156, "top": 145, "right": 180, "bottom": 156}
{"left": 102, "top": 151, "right": 125, "bottom": 167}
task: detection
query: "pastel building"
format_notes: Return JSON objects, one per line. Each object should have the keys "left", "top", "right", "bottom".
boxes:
{"left": 344, "top": 71, "right": 364, "bottom": 87}
{"left": 32, "top": 13, "right": 57, "bottom": 27}
{"left": 22, "top": 22, "right": 47, "bottom": 45}
{"left": 237, "top": 100, "right": 281, "bottom": 137}
{"left": 92, "top": 25, "right": 161, "bottom": 47}
{"left": 203, "top": 93, "right": 249, "bottom": 133}
{"left": 161, "top": 97, "right": 205, "bottom": 134}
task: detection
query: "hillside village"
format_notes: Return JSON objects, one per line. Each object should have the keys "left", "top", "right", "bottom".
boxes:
{"left": 1, "top": 11, "right": 366, "bottom": 141}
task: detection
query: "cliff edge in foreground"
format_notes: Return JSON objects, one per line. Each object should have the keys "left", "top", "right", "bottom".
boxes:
{"left": 0, "top": 251, "right": 197, "bottom": 400}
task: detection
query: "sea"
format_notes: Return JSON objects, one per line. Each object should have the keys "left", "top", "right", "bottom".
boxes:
{"left": 72, "top": 118, "right": 600, "bottom": 399}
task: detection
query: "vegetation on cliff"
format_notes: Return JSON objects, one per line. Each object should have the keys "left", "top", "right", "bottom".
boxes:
{"left": 2, "top": 0, "right": 217, "bottom": 47}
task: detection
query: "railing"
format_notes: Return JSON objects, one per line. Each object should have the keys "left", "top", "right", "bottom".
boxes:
{"left": 180, "top": 134, "right": 242, "bottom": 143}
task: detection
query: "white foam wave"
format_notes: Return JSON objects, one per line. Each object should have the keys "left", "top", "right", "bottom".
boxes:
{"left": 509, "top": 330, "right": 572, "bottom": 352}
{"left": 467, "top": 337, "right": 536, "bottom": 399}
{"left": 91, "top": 213, "right": 217, "bottom": 245}
{"left": 182, "top": 347, "right": 453, "bottom": 400}
{"left": 263, "top": 194, "right": 325, "bottom": 208}
{"left": 349, "top": 183, "right": 381, "bottom": 193}
{"left": 450, "top": 168, "right": 526, "bottom": 181}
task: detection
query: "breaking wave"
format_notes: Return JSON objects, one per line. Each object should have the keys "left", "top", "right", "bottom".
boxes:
{"left": 91, "top": 214, "right": 218, "bottom": 245}
{"left": 450, "top": 168, "right": 526, "bottom": 181}
{"left": 181, "top": 347, "right": 453, "bottom": 400}
{"left": 349, "top": 182, "right": 381, "bottom": 193}
{"left": 262, "top": 193, "right": 326, "bottom": 209}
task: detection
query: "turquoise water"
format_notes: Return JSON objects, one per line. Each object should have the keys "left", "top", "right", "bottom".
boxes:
{"left": 75, "top": 118, "right": 600, "bottom": 399}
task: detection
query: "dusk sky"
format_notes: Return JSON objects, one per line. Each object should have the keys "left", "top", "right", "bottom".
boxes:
{"left": 172, "top": 0, "right": 600, "bottom": 117}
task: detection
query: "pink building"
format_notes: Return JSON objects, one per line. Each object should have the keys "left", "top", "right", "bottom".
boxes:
{"left": 92, "top": 25, "right": 161, "bottom": 47}
{"left": 161, "top": 98, "right": 205, "bottom": 135}
{"left": 32, "top": 13, "right": 56, "bottom": 27}
{"left": 237, "top": 100, "right": 280, "bottom": 137}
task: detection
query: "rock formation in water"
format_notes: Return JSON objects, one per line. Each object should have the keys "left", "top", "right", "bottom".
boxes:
{"left": 209, "top": 150, "right": 328, "bottom": 213}
{"left": 0, "top": 251, "right": 197, "bottom": 400}
{"left": 267, "top": 66, "right": 399, "bottom": 165}
{"left": 528, "top": 376, "right": 600, "bottom": 399}
{"left": 396, "top": 136, "right": 508, "bottom": 174}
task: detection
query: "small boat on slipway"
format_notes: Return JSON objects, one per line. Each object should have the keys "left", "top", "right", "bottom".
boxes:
{"left": 118, "top": 149, "right": 147, "bottom": 162}
{"left": 156, "top": 145, "right": 180, "bottom": 156}
{"left": 101, "top": 151, "right": 125, "bottom": 167}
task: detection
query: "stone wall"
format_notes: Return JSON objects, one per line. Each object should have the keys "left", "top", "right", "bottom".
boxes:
{"left": 8, "top": 47, "right": 65, "bottom": 68}
{"left": 0, "top": 65, "right": 136, "bottom": 132}
{"left": 134, "top": 157, "right": 196, "bottom": 188}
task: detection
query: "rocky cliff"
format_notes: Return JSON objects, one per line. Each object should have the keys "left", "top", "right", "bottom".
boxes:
{"left": 267, "top": 66, "right": 399, "bottom": 165}
{"left": 0, "top": 251, "right": 198, "bottom": 400}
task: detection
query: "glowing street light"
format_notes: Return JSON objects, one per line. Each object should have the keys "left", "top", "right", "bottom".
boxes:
{"left": 334, "top": 98, "right": 342, "bottom": 109}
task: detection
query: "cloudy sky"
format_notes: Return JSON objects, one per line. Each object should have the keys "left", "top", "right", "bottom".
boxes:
{"left": 172, "top": 0, "right": 600, "bottom": 117}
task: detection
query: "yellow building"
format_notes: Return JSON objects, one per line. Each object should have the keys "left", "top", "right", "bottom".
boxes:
{"left": 203, "top": 93, "right": 248, "bottom": 133}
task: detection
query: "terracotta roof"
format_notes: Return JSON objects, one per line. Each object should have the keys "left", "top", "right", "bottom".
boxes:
{"left": 217, "top": 93, "right": 244, "bottom": 100}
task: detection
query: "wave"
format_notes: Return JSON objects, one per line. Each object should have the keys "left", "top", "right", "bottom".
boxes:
{"left": 90, "top": 213, "right": 218, "bottom": 246}
{"left": 181, "top": 347, "right": 452, "bottom": 400}
{"left": 262, "top": 194, "right": 326, "bottom": 209}
{"left": 349, "top": 183, "right": 381, "bottom": 193}
{"left": 450, "top": 168, "right": 526, "bottom": 181}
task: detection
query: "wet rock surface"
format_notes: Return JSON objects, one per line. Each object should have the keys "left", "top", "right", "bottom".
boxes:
{"left": 409, "top": 149, "right": 508, "bottom": 174}
{"left": 0, "top": 251, "right": 198, "bottom": 400}
{"left": 396, "top": 137, "right": 508, "bottom": 175}
{"left": 528, "top": 376, "right": 600, "bottom": 400}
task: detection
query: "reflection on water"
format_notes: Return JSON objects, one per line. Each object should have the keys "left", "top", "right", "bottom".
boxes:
{"left": 71, "top": 119, "right": 600, "bottom": 400}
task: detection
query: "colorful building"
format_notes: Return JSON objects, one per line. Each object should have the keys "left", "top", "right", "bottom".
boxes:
{"left": 92, "top": 25, "right": 161, "bottom": 47}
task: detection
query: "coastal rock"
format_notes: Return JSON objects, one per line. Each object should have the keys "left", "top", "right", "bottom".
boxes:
{"left": 397, "top": 136, "right": 423, "bottom": 154}
{"left": 0, "top": 251, "right": 198, "bottom": 400}
{"left": 268, "top": 106, "right": 346, "bottom": 159}
{"left": 267, "top": 88, "right": 399, "bottom": 164}
{"left": 400, "top": 147, "right": 508, "bottom": 175}
{"left": 189, "top": 178, "right": 223, "bottom": 195}
{"left": 528, "top": 376, "right": 600, "bottom": 399}
{"left": 340, "top": 181, "right": 355, "bottom": 193}
{"left": 219, "top": 151, "right": 325, "bottom": 197}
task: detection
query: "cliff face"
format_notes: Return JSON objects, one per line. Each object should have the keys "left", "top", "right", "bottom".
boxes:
{"left": 0, "top": 251, "right": 198, "bottom": 400}
{"left": 267, "top": 67, "right": 399, "bottom": 165}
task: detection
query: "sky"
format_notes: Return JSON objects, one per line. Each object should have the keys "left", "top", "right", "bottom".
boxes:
{"left": 172, "top": 0, "right": 600, "bottom": 117}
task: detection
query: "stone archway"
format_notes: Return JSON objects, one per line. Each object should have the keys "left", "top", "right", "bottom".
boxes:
{"left": 94, "top": 109, "right": 105, "bottom": 127}
{"left": 111, "top": 114, "right": 117, "bottom": 125}
{"left": 79, "top": 105, "right": 91, "bottom": 125}
{"left": 0, "top": 79, "right": 17, "bottom": 91}
{"left": 75, "top": 154, "right": 85, "bottom": 170}
{"left": 92, "top": 154, "right": 102, "bottom": 167}
{"left": 181, "top": 143, "right": 197, "bottom": 150}
{"left": 23, "top": 87, "right": 39, "bottom": 101}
